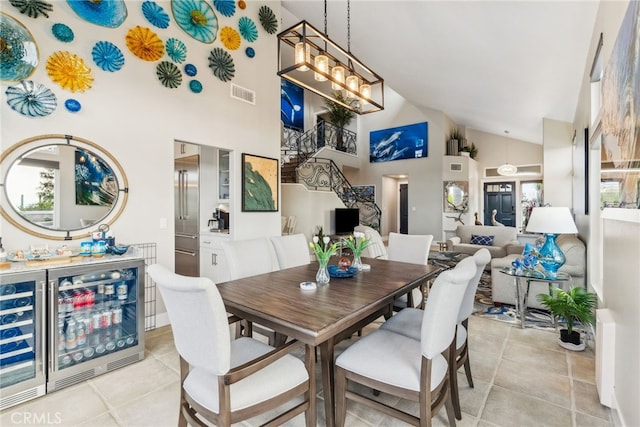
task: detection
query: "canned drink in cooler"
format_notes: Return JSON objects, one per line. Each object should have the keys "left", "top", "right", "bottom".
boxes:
{"left": 104, "top": 283, "right": 115, "bottom": 299}
{"left": 58, "top": 295, "right": 65, "bottom": 315}
{"left": 116, "top": 282, "right": 128, "bottom": 301}
{"left": 112, "top": 307, "right": 122, "bottom": 325}
{"left": 92, "top": 312, "right": 101, "bottom": 331}
{"left": 84, "top": 288, "right": 95, "bottom": 308}
{"left": 73, "top": 290, "right": 84, "bottom": 311}
{"left": 64, "top": 293, "right": 74, "bottom": 313}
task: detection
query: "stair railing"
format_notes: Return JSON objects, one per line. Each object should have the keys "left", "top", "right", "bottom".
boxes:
{"left": 296, "top": 157, "right": 381, "bottom": 231}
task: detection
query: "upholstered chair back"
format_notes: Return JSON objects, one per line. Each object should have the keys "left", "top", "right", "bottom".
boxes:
{"left": 458, "top": 248, "right": 491, "bottom": 323}
{"left": 148, "top": 264, "right": 231, "bottom": 375}
{"left": 270, "top": 233, "right": 311, "bottom": 269}
{"left": 420, "top": 256, "right": 475, "bottom": 359}
{"left": 222, "top": 238, "right": 280, "bottom": 280}
{"left": 387, "top": 232, "right": 433, "bottom": 265}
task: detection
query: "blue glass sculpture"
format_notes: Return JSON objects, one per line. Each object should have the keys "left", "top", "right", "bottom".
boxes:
{"left": 52, "top": 23, "right": 74, "bottom": 42}
{"left": 9, "top": 0, "right": 53, "bottom": 19}
{"left": 171, "top": 0, "right": 218, "bottom": 44}
{"left": 238, "top": 16, "right": 258, "bottom": 42}
{"left": 537, "top": 234, "right": 565, "bottom": 278}
{"left": 0, "top": 13, "right": 39, "bottom": 81}
{"left": 208, "top": 47, "right": 234, "bottom": 82}
{"left": 166, "top": 38, "right": 187, "bottom": 63}
{"left": 213, "top": 0, "right": 235, "bottom": 17}
{"left": 156, "top": 61, "right": 182, "bottom": 88}
{"left": 92, "top": 41, "right": 125, "bottom": 72}
{"left": 66, "top": 0, "right": 128, "bottom": 28}
{"left": 184, "top": 63, "right": 197, "bottom": 76}
{"left": 189, "top": 80, "right": 202, "bottom": 93}
{"left": 64, "top": 98, "right": 81, "bottom": 112}
{"left": 141, "top": 1, "right": 169, "bottom": 29}
{"left": 6, "top": 80, "right": 57, "bottom": 117}
{"left": 245, "top": 47, "right": 255, "bottom": 58}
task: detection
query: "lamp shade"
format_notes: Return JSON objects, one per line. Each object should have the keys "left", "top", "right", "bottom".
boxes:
{"left": 526, "top": 207, "right": 578, "bottom": 234}
{"left": 497, "top": 163, "right": 518, "bottom": 176}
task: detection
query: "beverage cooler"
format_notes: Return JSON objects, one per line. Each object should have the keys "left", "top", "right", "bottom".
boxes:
{"left": 0, "top": 271, "right": 46, "bottom": 410}
{"left": 47, "top": 258, "right": 145, "bottom": 392}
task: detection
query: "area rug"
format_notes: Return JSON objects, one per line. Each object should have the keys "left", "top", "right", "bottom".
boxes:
{"left": 473, "top": 271, "right": 557, "bottom": 330}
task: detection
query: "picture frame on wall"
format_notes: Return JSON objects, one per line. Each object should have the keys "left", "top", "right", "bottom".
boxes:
{"left": 75, "top": 149, "right": 116, "bottom": 206}
{"left": 241, "top": 153, "right": 279, "bottom": 212}
{"left": 280, "top": 79, "right": 304, "bottom": 132}
{"left": 369, "top": 122, "right": 428, "bottom": 163}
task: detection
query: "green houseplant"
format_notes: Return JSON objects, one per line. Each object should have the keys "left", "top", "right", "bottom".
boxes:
{"left": 537, "top": 286, "right": 597, "bottom": 351}
{"left": 324, "top": 92, "right": 356, "bottom": 151}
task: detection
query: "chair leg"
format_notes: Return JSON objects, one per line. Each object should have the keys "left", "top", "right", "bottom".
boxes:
{"left": 450, "top": 363, "right": 462, "bottom": 420}
{"left": 463, "top": 356, "right": 474, "bottom": 388}
{"left": 444, "top": 387, "right": 457, "bottom": 427}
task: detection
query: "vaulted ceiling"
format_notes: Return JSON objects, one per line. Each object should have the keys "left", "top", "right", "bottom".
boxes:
{"left": 281, "top": 1, "right": 600, "bottom": 144}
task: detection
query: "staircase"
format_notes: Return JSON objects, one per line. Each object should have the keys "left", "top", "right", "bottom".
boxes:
{"left": 281, "top": 125, "right": 382, "bottom": 231}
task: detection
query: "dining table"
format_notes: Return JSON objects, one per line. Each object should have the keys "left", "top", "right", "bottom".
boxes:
{"left": 217, "top": 257, "right": 440, "bottom": 427}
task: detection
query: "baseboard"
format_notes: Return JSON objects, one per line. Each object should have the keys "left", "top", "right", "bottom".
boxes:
{"left": 154, "top": 312, "right": 170, "bottom": 329}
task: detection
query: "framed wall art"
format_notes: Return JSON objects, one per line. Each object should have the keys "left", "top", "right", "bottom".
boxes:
{"left": 280, "top": 79, "right": 304, "bottom": 132}
{"left": 75, "top": 149, "right": 117, "bottom": 206}
{"left": 369, "top": 121, "right": 428, "bottom": 163}
{"left": 242, "top": 153, "right": 279, "bottom": 212}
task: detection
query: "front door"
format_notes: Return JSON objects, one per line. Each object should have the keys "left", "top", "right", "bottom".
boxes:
{"left": 484, "top": 182, "right": 516, "bottom": 226}
{"left": 399, "top": 183, "right": 408, "bottom": 234}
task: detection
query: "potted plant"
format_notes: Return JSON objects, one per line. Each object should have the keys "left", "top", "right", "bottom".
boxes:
{"left": 537, "top": 286, "right": 597, "bottom": 351}
{"left": 460, "top": 143, "right": 478, "bottom": 159}
{"left": 324, "top": 92, "right": 356, "bottom": 151}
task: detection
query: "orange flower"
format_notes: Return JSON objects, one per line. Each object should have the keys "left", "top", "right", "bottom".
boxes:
{"left": 125, "top": 26, "right": 164, "bottom": 61}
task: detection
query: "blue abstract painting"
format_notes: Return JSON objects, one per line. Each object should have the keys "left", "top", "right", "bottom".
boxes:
{"left": 370, "top": 122, "right": 428, "bottom": 163}
{"left": 281, "top": 79, "right": 304, "bottom": 131}
{"left": 75, "top": 150, "right": 117, "bottom": 206}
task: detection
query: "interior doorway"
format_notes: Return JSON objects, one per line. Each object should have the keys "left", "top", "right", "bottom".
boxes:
{"left": 484, "top": 182, "right": 516, "bottom": 226}
{"left": 399, "top": 183, "right": 408, "bottom": 233}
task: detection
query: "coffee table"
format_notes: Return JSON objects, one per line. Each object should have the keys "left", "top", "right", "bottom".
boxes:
{"left": 428, "top": 251, "right": 470, "bottom": 269}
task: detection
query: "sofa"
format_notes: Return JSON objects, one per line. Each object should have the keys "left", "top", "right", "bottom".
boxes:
{"left": 490, "top": 234, "right": 586, "bottom": 309}
{"left": 446, "top": 225, "right": 522, "bottom": 259}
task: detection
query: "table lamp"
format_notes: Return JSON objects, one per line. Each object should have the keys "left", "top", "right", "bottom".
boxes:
{"left": 525, "top": 207, "right": 578, "bottom": 277}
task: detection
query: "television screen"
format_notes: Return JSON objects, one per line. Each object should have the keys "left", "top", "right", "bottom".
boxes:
{"left": 335, "top": 208, "right": 360, "bottom": 235}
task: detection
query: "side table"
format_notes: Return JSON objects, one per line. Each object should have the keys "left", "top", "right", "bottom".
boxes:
{"left": 499, "top": 268, "right": 572, "bottom": 328}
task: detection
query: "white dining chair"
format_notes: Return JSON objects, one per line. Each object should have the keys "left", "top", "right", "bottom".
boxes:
{"left": 335, "top": 256, "right": 476, "bottom": 427}
{"left": 147, "top": 264, "right": 314, "bottom": 427}
{"left": 270, "top": 233, "right": 311, "bottom": 269}
{"left": 387, "top": 232, "right": 434, "bottom": 310}
{"left": 379, "top": 248, "right": 491, "bottom": 420}
{"left": 354, "top": 225, "right": 388, "bottom": 259}
{"left": 222, "top": 238, "right": 282, "bottom": 345}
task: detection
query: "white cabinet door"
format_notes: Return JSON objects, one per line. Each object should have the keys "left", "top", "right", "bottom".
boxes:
{"left": 199, "top": 236, "right": 229, "bottom": 283}
{"left": 174, "top": 142, "right": 199, "bottom": 159}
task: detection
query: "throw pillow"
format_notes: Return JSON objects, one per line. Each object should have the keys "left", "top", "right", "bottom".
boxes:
{"left": 470, "top": 234, "right": 494, "bottom": 246}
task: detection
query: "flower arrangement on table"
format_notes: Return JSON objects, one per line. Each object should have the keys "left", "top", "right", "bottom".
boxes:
{"left": 309, "top": 235, "right": 337, "bottom": 285}
{"left": 340, "top": 231, "right": 371, "bottom": 271}
{"left": 309, "top": 235, "right": 337, "bottom": 267}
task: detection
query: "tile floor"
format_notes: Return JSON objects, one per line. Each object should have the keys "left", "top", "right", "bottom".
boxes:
{"left": 1, "top": 316, "right": 614, "bottom": 427}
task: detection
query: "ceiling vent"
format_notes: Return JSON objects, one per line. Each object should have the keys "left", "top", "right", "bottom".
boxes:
{"left": 230, "top": 84, "right": 255, "bottom": 105}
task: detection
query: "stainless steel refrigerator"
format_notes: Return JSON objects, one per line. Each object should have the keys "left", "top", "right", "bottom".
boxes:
{"left": 175, "top": 154, "right": 200, "bottom": 276}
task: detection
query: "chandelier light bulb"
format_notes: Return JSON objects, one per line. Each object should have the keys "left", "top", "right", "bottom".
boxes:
{"left": 331, "top": 65, "right": 345, "bottom": 90}
{"left": 314, "top": 54, "right": 329, "bottom": 81}
{"left": 294, "top": 42, "right": 310, "bottom": 71}
{"left": 346, "top": 75, "right": 359, "bottom": 95}
{"left": 359, "top": 83, "right": 371, "bottom": 99}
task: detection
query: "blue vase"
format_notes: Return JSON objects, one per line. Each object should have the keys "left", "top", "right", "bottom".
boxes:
{"left": 537, "top": 234, "right": 565, "bottom": 277}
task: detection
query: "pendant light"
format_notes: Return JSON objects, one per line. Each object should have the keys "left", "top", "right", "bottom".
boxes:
{"left": 277, "top": 0, "right": 384, "bottom": 114}
{"left": 497, "top": 131, "right": 518, "bottom": 176}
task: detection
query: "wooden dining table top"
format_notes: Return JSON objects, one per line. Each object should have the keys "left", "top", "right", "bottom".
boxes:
{"left": 217, "top": 257, "right": 440, "bottom": 346}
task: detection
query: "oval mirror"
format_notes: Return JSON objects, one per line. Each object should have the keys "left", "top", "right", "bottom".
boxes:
{"left": 1, "top": 134, "right": 128, "bottom": 240}
{"left": 444, "top": 181, "right": 468, "bottom": 213}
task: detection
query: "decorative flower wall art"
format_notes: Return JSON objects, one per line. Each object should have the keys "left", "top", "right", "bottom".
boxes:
{"left": 46, "top": 50, "right": 94, "bottom": 92}
{"left": 5, "top": 80, "right": 57, "bottom": 117}
{"left": 165, "top": 37, "right": 187, "bottom": 63}
{"left": 9, "top": 0, "right": 53, "bottom": 19}
{"left": 64, "top": 98, "right": 81, "bottom": 112}
{"left": 213, "top": 0, "right": 235, "bottom": 17}
{"left": 238, "top": 16, "right": 258, "bottom": 42}
{"left": 184, "top": 63, "right": 197, "bottom": 76}
{"left": 92, "top": 41, "right": 125, "bottom": 72}
{"left": 0, "top": 12, "right": 39, "bottom": 82}
{"left": 66, "top": 0, "right": 128, "bottom": 28}
{"left": 219, "top": 26, "right": 240, "bottom": 50}
{"left": 258, "top": 5, "right": 277, "bottom": 34}
{"left": 141, "top": 1, "right": 170, "bottom": 29}
{"left": 125, "top": 26, "right": 164, "bottom": 61}
{"left": 189, "top": 79, "right": 202, "bottom": 93}
{"left": 156, "top": 60, "right": 182, "bottom": 88}
{"left": 51, "top": 23, "right": 74, "bottom": 42}
{"left": 171, "top": 0, "right": 218, "bottom": 44}
{"left": 208, "top": 47, "right": 234, "bottom": 82}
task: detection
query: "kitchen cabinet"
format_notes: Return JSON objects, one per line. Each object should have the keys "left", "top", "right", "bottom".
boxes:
{"left": 174, "top": 142, "right": 199, "bottom": 159}
{"left": 218, "top": 149, "right": 230, "bottom": 202}
{"left": 200, "top": 234, "right": 229, "bottom": 283}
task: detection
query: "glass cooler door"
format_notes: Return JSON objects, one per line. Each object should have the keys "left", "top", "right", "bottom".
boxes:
{"left": 0, "top": 270, "right": 46, "bottom": 410}
{"left": 50, "top": 260, "right": 142, "bottom": 372}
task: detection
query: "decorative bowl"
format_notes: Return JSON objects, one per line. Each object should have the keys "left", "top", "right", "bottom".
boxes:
{"left": 109, "top": 244, "right": 129, "bottom": 255}
{"left": 328, "top": 265, "right": 358, "bottom": 278}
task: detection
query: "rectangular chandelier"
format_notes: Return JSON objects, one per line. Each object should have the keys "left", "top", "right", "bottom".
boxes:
{"left": 277, "top": 20, "right": 384, "bottom": 115}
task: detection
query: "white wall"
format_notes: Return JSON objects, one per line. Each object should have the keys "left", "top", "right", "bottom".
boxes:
{"left": 353, "top": 87, "right": 446, "bottom": 237}
{"left": 280, "top": 184, "right": 345, "bottom": 238}
{"left": 542, "top": 118, "right": 574, "bottom": 207}
{"left": 1, "top": 1, "right": 282, "bottom": 316}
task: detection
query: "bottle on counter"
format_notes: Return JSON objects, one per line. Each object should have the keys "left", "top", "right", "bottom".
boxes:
{"left": 0, "top": 237, "right": 6, "bottom": 262}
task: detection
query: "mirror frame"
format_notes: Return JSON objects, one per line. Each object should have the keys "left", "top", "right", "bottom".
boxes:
{"left": 443, "top": 181, "right": 469, "bottom": 213}
{"left": 1, "top": 134, "right": 128, "bottom": 240}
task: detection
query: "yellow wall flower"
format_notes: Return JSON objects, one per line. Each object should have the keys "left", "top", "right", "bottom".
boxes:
{"left": 46, "top": 51, "right": 94, "bottom": 93}
{"left": 220, "top": 26, "right": 240, "bottom": 50}
{"left": 125, "top": 26, "right": 164, "bottom": 61}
